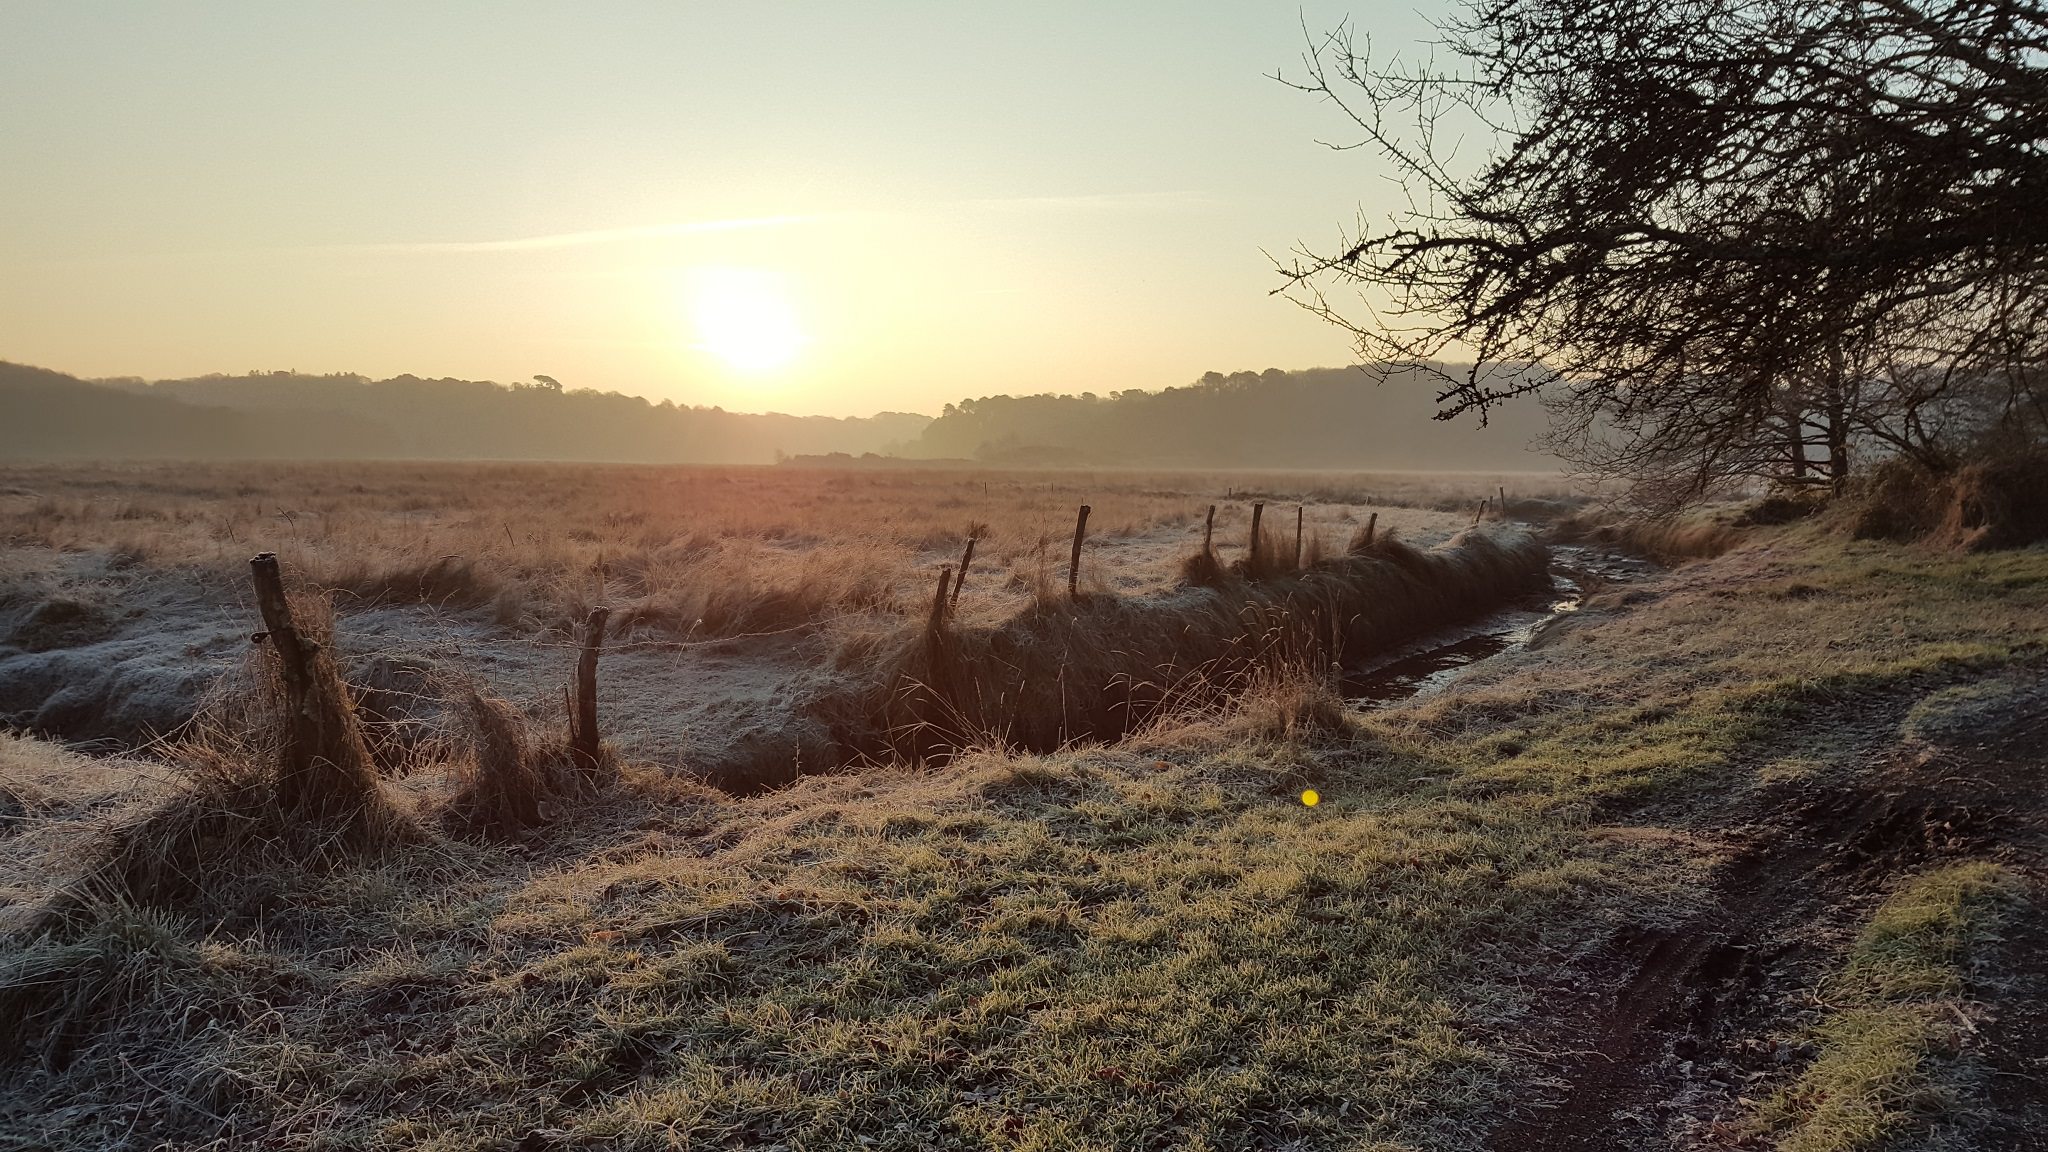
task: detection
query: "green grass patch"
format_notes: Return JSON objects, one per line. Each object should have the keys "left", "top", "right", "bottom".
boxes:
{"left": 1748, "top": 863, "right": 2020, "bottom": 1152}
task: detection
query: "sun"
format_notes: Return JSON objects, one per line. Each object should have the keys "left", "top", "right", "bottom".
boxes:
{"left": 684, "top": 267, "right": 807, "bottom": 375}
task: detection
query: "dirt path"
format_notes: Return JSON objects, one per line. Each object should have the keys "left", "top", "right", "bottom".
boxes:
{"left": 1487, "top": 672, "right": 2048, "bottom": 1150}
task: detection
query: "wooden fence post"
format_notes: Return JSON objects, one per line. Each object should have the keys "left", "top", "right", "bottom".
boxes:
{"left": 929, "top": 565, "right": 953, "bottom": 630}
{"left": 1363, "top": 511, "right": 1378, "bottom": 546}
{"left": 1498, "top": 485, "right": 1508, "bottom": 518}
{"left": 1248, "top": 502, "right": 1265, "bottom": 571}
{"left": 1294, "top": 505, "right": 1304, "bottom": 568}
{"left": 951, "top": 538, "right": 976, "bottom": 608}
{"left": 571, "top": 606, "right": 610, "bottom": 779}
{"left": 1203, "top": 504, "right": 1216, "bottom": 555}
{"left": 1068, "top": 505, "right": 1091, "bottom": 600}
{"left": 248, "top": 552, "right": 375, "bottom": 819}
{"left": 1472, "top": 499, "right": 1486, "bottom": 528}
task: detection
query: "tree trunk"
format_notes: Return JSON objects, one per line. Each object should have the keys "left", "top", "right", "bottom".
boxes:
{"left": 1825, "top": 343, "right": 1852, "bottom": 489}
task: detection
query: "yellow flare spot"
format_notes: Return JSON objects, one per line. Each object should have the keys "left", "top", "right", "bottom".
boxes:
{"left": 1301, "top": 789, "right": 1320, "bottom": 807}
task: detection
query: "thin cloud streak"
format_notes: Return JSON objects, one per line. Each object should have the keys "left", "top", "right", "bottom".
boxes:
{"left": 123, "top": 192, "right": 1212, "bottom": 264}
{"left": 336, "top": 214, "right": 819, "bottom": 254}
{"left": 342, "top": 193, "right": 1207, "bottom": 254}
{"left": 950, "top": 190, "right": 1216, "bottom": 213}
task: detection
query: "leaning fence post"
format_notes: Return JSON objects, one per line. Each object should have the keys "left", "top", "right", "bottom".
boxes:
{"left": 1294, "top": 505, "right": 1304, "bottom": 568}
{"left": 250, "top": 552, "right": 318, "bottom": 809}
{"left": 951, "top": 538, "right": 976, "bottom": 608}
{"left": 1364, "top": 511, "right": 1378, "bottom": 546}
{"left": 248, "top": 551, "right": 375, "bottom": 819}
{"left": 1068, "top": 505, "right": 1091, "bottom": 600}
{"left": 1248, "top": 502, "right": 1265, "bottom": 571}
{"left": 571, "top": 606, "right": 610, "bottom": 779}
{"left": 1472, "top": 499, "right": 1486, "bottom": 528}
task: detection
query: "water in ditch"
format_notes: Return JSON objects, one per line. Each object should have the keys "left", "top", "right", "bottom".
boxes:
{"left": 1342, "top": 545, "right": 1656, "bottom": 707}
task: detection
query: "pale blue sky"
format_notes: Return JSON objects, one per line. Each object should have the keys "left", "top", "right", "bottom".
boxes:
{"left": 2, "top": 2, "right": 1446, "bottom": 415}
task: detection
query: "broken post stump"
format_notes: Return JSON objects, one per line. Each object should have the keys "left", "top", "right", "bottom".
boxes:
{"left": 1249, "top": 502, "right": 1265, "bottom": 571}
{"left": 1364, "top": 511, "right": 1378, "bottom": 546}
{"left": 951, "top": 538, "right": 976, "bottom": 608}
{"left": 925, "top": 566, "right": 954, "bottom": 667}
{"left": 929, "top": 565, "right": 953, "bottom": 631}
{"left": 1069, "top": 504, "right": 1091, "bottom": 600}
{"left": 571, "top": 606, "right": 610, "bottom": 779}
{"left": 1294, "top": 505, "right": 1304, "bottom": 568}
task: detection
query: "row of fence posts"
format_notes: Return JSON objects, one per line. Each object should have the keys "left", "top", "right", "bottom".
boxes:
{"left": 1470, "top": 485, "right": 1512, "bottom": 528}
{"left": 252, "top": 480, "right": 1522, "bottom": 784}
{"left": 929, "top": 487, "right": 1512, "bottom": 617}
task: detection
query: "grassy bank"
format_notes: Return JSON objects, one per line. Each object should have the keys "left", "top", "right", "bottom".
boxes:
{"left": 805, "top": 530, "right": 1550, "bottom": 781}
{"left": 1, "top": 523, "right": 2044, "bottom": 1149}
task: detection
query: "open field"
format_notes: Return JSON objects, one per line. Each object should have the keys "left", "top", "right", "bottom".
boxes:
{"left": 0, "top": 462, "right": 1573, "bottom": 632}
{"left": 2, "top": 465, "right": 2045, "bottom": 1150}
{"left": 0, "top": 463, "right": 1567, "bottom": 782}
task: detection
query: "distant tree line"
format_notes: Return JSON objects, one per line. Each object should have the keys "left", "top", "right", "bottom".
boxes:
{"left": 4, "top": 360, "right": 1559, "bottom": 472}
{"left": 906, "top": 365, "right": 1557, "bottom": 470}
{"left": 0, "top": 363, "right": 927, "bottom": 464}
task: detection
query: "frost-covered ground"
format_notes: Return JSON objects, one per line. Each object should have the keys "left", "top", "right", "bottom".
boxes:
{"left": 0, "top": 501, "right": 1473, "bottom": 774}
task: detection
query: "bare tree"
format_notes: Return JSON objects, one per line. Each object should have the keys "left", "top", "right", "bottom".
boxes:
{"left": 1280, "top": 0, "right": 2048, "bottom": 507}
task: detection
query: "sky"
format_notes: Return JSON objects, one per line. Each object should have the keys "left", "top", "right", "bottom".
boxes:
{"left": 1, "top": 2, "right": 1449, "bottom": 418}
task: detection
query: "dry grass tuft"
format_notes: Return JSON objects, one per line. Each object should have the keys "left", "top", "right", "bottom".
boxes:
{"left": 1223, "top": 663, "right": 1354, "bottom": 744}
{"left": 1848, "top": 458, "right": 1949, "bottom": 543}
{"left": 1179, "top": 545, "right": 1228, "bottom": 587}
{"left": 330, "top": 553, "right": 501, "bottom": 610}
{"left": 0, "top": 902, "right": 200, "bottom": 1069}
{"left": 1928, "top": 453, "right": 2048, "bottom": 551}
{"left": 1551, "top": 510, "right": 1744, "bottom": 564}
{"left": 438, "top": 689, "right": 583, "bottom": 839}
{"left": 1847, "top": 451, "right": 2048, "bottom": 551}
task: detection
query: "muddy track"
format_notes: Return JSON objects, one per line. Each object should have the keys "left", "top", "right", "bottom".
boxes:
{"left": 1488, "top": 682, "right": 2047, "bottom": 1151}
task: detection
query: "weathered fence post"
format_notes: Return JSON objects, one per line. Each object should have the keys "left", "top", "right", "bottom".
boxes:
{"left": 951, "top": 538, "right": 976, "bottom": 608}
{"left": 1472, "top": 499, "right": 1486, "bottom": 528}
{"left": 248, "top": 552, "right": 376, "bottom": 820}
{"left": 1248, "top": 502, "right": 1265, "bottom": 571}
{"left": 1498, "top": 485, "right": 1508, "bottom": 518}
{"left": 929, "top": 565, "right": 953, "bottom": 630}
{"left": 1068, "top": 505, "right": 1091, "bottom": 600}
{"left": 1363, "top": 511, "right": 1378, "bottom": 546}
{"left": 1294, "top": 505, "right": 1304, "bottom": 568}
{"left": 1203, "top": 504, "right": 1216, "bottom": 555}
{"left": 571, "top": 606, "right": 610, "bottom": 779}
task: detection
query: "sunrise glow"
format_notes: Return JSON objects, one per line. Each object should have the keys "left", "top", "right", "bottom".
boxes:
{"left": 685, "top": 267, "right": 807, "bottom": 376}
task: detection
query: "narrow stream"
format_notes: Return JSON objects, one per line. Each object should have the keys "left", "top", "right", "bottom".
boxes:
{"left": 1342, "top": 545, "right": 1656, "bottom": 707}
